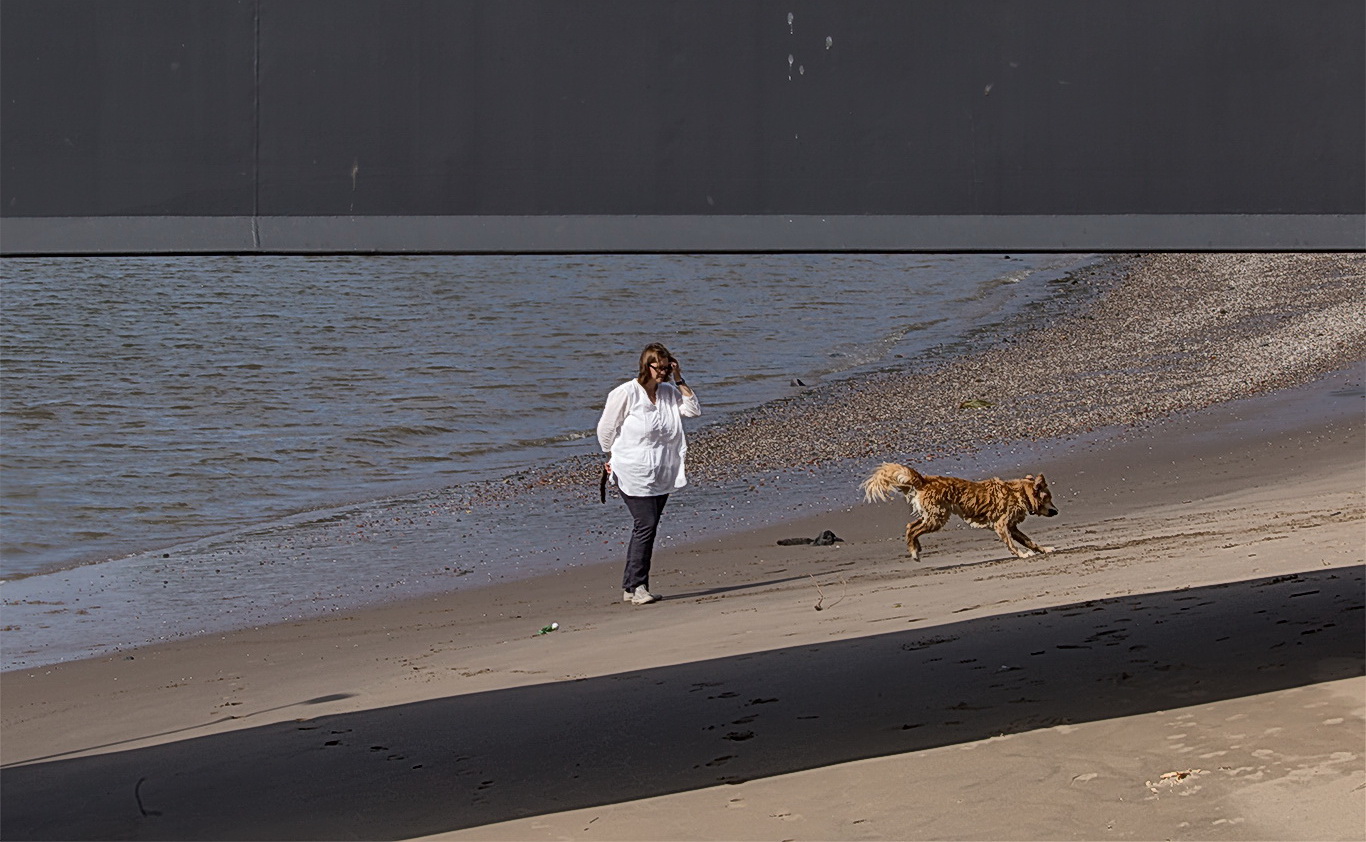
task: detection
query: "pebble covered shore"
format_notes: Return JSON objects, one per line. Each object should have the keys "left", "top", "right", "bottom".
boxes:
{"left": 516, "top": 253, "right": 1363, "bottom": 495}
{"left": 688, "top": 252, "right": 1365, "bottom": 479}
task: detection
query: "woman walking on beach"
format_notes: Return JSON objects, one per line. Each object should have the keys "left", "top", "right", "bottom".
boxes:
{"left": 597, "top": 343, "right": 701, "bottom": 605}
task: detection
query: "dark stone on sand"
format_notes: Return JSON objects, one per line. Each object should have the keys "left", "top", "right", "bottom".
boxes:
{"left": 777, "top": 529, "right": 842, "bottom": 546}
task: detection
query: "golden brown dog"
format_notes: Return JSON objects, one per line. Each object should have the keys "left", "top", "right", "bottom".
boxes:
{"left": 861, "top": 463, "right": 1058, "bottom": 560}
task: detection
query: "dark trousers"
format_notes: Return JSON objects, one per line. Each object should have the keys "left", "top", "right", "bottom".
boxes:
{"left": 621, "top": 493, "right": 669, "bottom": 592}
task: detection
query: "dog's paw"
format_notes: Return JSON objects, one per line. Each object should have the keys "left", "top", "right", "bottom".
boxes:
{"left": 1040, "top": 546, "right": 1056, "bottom": 554}
{"left": 1016, "top": 549, "right": 1038, "bottom": 558}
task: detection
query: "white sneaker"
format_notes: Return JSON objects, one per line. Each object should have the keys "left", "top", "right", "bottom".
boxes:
{"left": 627, "top": 585, "right": 658, "bottom": 605}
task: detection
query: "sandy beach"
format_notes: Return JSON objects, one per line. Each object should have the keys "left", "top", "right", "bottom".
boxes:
{"left": 2, "top": 254, "right": 1363, "bottom": 841}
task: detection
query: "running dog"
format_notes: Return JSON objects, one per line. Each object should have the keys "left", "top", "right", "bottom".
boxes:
{"left": 861, "top": 463, "right": 1058, "bottom": 560}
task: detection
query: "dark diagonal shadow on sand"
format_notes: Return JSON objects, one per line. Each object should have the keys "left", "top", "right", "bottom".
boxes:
{"left": 0, "top": 693, "right": 359, "bottom": 768}
{"left": 3, "top": 567, "right": 1361, "bottom": 841}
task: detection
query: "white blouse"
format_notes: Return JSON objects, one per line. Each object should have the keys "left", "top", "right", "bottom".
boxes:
{"left": 597, "top": 380, "right": 701, "bottom": 497}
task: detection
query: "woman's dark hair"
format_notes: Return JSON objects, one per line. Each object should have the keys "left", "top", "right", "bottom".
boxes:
{"left": 636, "top": 343, "right": 673, "bottom": 386}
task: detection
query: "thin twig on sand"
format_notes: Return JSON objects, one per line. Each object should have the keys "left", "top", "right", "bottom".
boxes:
{"left": 810, "top": 574, "right": 848, "bottom": 611}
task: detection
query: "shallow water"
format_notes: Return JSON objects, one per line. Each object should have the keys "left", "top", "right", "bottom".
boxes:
{"left": 1, "top": 253, "right": 1101, "bottom": 668}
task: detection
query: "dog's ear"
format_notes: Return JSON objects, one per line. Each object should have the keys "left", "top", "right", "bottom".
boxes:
{"left": 1033, "top": 473, "right": 1048, "bottom": 489}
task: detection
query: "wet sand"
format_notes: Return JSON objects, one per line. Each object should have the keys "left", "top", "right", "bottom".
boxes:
{"left": 1, "top": 254, "right": 1362, "bottom": 841}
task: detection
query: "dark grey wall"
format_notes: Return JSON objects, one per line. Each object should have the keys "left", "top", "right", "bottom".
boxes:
{"left": 2, "top": 0, "right": 1363, "bottom": 252}
{"left": 2, "top": 0, "right": 257, "bottom": 217}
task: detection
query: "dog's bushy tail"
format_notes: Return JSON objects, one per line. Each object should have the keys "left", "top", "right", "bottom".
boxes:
{"left": 861, "top": 462, "right": 925, "bottom": 503}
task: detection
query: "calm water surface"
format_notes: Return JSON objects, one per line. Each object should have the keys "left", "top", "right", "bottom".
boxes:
{"left": 1, "top": 253, "right": 1100, "bottom": 667}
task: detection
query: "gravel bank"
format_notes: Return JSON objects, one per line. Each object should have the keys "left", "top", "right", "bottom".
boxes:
{"left": 686, "top": 252, "right": 1365, "bottom": 479}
